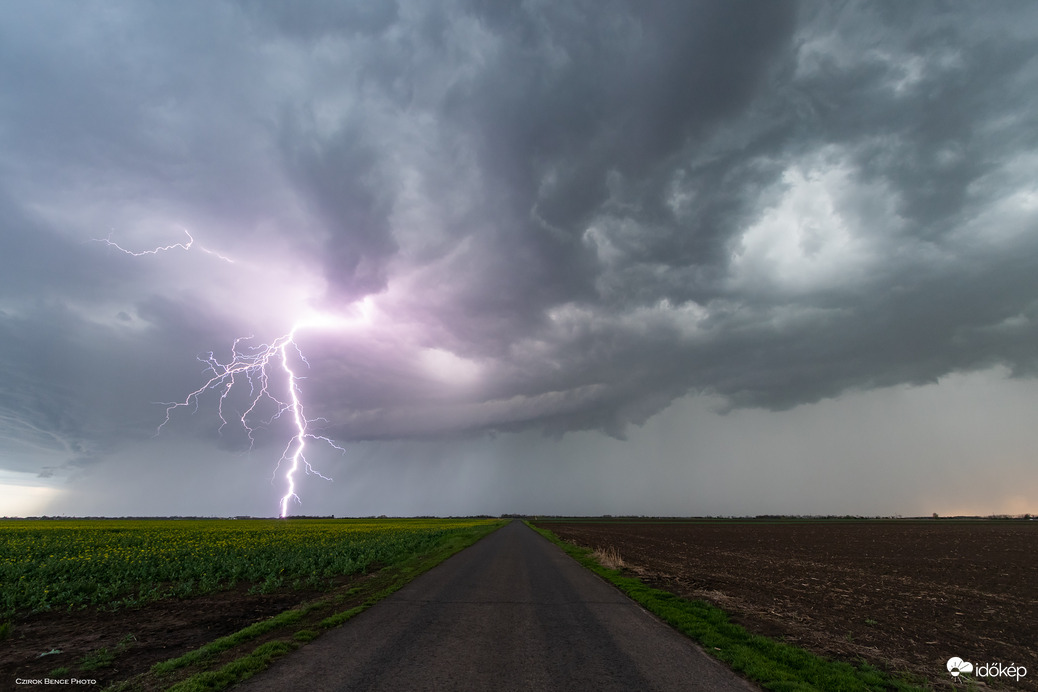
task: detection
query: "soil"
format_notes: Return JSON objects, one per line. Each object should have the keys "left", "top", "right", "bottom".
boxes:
{"left": 535, "top": 519, "right": 1037, "bottom": 691}
{"left": 0, "top": 577, "right": 361, "bottom": 690}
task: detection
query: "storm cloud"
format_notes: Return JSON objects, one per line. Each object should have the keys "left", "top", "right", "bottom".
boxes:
{"left": 2, "top": 1, "right": 1037, "bottom": 515}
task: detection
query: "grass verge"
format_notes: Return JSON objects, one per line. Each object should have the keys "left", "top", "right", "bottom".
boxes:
{"left": 107, "top": 520, "right": 505, "bottom": 692}
{"left": 527, "top": 522, "right": 930, "bottom": 692}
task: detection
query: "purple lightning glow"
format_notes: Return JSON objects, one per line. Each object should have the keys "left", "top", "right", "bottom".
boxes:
{"left": 158, "top": 324, "right": 345, "bottom": 517}
{"left": 97, "top": 231, "right": 358, "bottom": 517}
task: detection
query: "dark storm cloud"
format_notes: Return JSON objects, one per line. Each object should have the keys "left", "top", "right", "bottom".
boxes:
{"left": 454, "top": 0, "right": 793, "bottom": 231}
{"left": 288, "top": 0, "right": 1038, "bottom": 437}
{"left": 239, "top": 0, "right": 398, "bottom": 40}
{"left": 2, "top": 0, "right": 1038, "bottom": 480}
{"left": 280, "top": 117, "right": 399, "bottom": 301}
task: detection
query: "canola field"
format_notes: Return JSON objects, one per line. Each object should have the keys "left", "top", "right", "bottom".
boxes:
{"left": 1, "top": 517, "right": 497, "bottom": 618}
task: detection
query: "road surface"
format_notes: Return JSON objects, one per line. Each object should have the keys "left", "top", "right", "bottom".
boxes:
{"left": 237, "top": 520, "right": 759, "bottom": 691}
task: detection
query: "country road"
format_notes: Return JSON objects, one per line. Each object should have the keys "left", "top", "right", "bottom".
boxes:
{"left": 236, "top": 520, "right": 759, "bottom": 691}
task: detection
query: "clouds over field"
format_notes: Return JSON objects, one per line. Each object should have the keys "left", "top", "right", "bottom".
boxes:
{"left": 2, "top": 1, "right": 1037, "bottom": 515}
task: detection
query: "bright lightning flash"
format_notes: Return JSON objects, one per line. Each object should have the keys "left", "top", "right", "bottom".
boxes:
{"left": 97, "top": 231, "right": 365, "bottom": 517}
{"left": 158, "top": 319, "right": 350, "bottom": 518}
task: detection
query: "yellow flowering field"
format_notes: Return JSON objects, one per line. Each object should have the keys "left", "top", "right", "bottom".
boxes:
{"left": 1, "top": 517, "right": 497, "bottom": 618}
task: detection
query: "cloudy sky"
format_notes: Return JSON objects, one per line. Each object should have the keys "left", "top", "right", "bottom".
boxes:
{"left": 2, "top": 1, "right": 1037, "bottom": 518}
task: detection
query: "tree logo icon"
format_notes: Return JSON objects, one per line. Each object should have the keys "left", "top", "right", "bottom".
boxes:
{"left": 947, "top": 657, "right": 974, "bottom": 678}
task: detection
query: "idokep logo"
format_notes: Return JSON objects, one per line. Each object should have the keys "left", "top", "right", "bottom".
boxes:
{"left": 947, "top": 657, "right": 973, "bottom": 678}
{"left": 948, "top": 656, "right": 1028, "bottom": 683}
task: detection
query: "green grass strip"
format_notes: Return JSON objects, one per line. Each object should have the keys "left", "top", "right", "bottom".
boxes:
{"left": 527, "top": 522, "right": 929, "bottom": 692}
{"left": 292, "top": 629, "right": 320, "bottom": 643}
{"left": 151, "top": 605, "right": 309, "bottom": 674}
{"left": 166, "top": 640, "right": 298, "bottom": 692}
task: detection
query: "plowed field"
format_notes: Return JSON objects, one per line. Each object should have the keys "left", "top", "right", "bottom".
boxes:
{"left": 535, "top": 519, "right": 1037, "bottom": 691}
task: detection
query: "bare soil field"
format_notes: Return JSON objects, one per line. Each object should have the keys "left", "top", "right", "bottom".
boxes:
{"left": 535, "top": 519, "right": 1037, "bottom": 691}
{"left": 0, "top": 578, "right": 352, "bottom": 688}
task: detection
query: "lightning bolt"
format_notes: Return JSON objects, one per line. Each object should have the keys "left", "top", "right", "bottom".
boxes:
{"left": 158, "top": 324, "right": 344, "bottom": 517}
{"left": 97, "top": 231, "right": 351, "bottom": 517}
{"left": 93, "top": 228, "right": 234, "bottom": 263}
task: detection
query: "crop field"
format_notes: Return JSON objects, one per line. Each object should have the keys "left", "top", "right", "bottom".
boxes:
{"left": 535, "top": 518, "right": 1037, "bottom": 691}
{"left": 1, "top": 517, "right": 493, "bottom": 617}
{"left": 1, "top": 517, "right": 500, "bottom": 688}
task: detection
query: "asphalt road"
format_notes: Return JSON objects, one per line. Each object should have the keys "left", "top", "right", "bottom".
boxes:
{"left": 236, "top": 520, "right": 760, "bottom": 691}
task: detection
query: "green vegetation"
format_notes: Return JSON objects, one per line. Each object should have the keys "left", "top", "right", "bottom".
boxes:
{"left": 166, "top": 640, "right": 297, "bottom": 692}
{"left": 1, "top": 517, "right": 496, "bottom": 619}
{"left": 103, "top": 519, "right": 503, "bottom": 692}
{"left": 528, "top": 522, "right": 928, "bottom": 692}
{"left": 292, "top": 629, "right": 320, "bottom": 643}
{"left": 80, "top": 646, "right": 116, "bottom": 671}
{"left": 150, "top": 607, "right": 309, "bottom": 675}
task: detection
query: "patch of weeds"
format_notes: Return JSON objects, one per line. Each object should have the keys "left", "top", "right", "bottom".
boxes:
{"left": 80, "top": 647, "right": 116, "bottom": 671}
{"left": 253, "top": 575, "right": 283, "bottom": 594}
{"left": 293, "top": 629, "right": 320, "bottom": 643}
{"left": 0, "top": 621, "right": 11, "bottom": 639}
{"left": 172, "top": 580, "right": 196, "bottom": 599}
{"left": 48, "top": 667, "right": 69, "bottom": 677}
{"left": 167, "top": 640, "right": 297, "bottom": 692}
{"left": 319, "top": 605, "right": 364, "bottom": 629}
{"left": 591, "top": 545, "right": 625, "bottom": 570}
{"left": 865, "top": 618, "right": 878, "bottom": 626}
{"left": 80, "top": 632, "right": 137, "bottom": 671}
